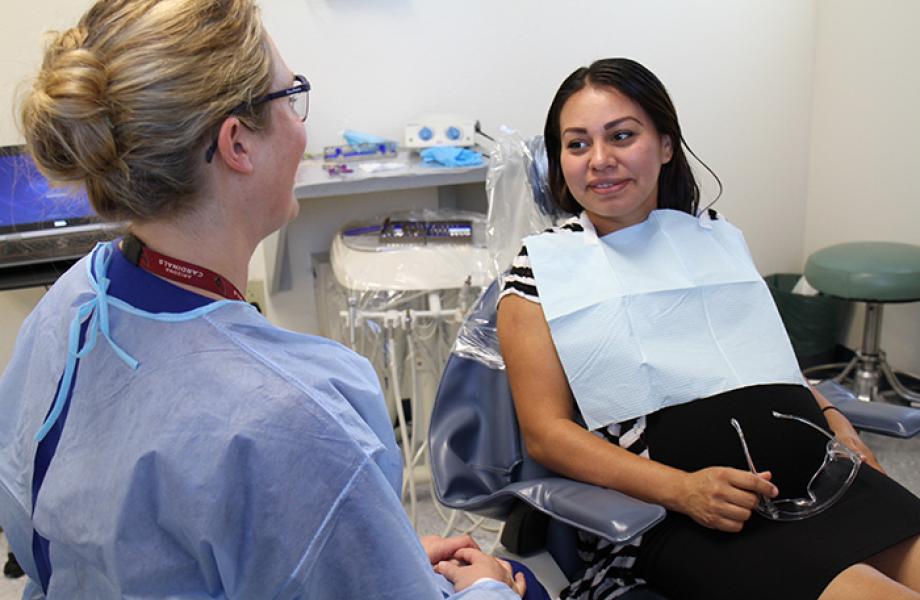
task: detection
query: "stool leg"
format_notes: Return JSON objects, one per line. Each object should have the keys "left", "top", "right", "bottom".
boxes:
{"left": 832, "top": 356, "right": 858, "bottom": 383}
{"left": 861, "top": 303, "right": 883, "bottom": 355}
{"left": 879, "top": 354, "right": 920, "bottom": 404}
{"left": 848, "top": 303, "right": 884, "bottom": 402}
{"left": 852, "top": 352, "right": 882, "bottom": 402}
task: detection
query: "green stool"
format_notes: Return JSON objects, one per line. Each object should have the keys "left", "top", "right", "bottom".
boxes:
{"left": 804, "top": 241, "right": 920, "bottom": 404}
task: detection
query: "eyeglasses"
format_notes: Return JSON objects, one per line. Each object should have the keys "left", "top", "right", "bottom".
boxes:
{"left": 205, "top": 74, "right": 311, "bottom": 163}
{"left": 731, "top": 411, "right": 861, "bottom": 521}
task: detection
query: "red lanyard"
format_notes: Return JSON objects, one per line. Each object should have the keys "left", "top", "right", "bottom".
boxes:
{"left": 121, "top": 234, "right": 246, "bottom": 301}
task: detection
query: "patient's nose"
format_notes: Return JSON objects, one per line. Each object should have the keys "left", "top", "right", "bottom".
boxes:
{"left": 590, "top": 143, "right": 618, "bottom": 170}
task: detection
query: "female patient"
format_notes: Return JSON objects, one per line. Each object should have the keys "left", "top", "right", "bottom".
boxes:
{"left": 0, "top": 0, "right": 537, "bottom": 597}
{"left": 497, "top": 58, "right": 920, "bottom": 600}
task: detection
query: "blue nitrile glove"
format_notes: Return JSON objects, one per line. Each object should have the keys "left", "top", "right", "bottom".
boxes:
{"left": 343, "top": 129, "right": 391, "bottom": 145}
{"left": 419, "top": 146, "right": 483, "bottom": 167}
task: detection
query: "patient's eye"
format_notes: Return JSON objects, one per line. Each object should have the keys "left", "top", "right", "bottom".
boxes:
{"left": 611, "top": 130, "right": 634, "bottom": 143}
{"left": 565, "top": 139, "right": 589, "bottom": 151}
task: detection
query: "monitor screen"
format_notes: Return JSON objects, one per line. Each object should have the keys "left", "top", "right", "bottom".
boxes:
{"left": 0, "top": 145, "right": 98, "bottom": 235}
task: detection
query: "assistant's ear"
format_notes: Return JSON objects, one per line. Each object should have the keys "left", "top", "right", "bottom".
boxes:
{"left": 215, "top": 117, "right": 254, "bottom": 174}
{"left": 661, "top": 134, "right": 674, "bottom": 164}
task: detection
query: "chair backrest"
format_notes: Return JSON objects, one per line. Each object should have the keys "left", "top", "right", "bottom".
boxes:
{"left": 430, "top": 131, "right": 559, "bottom": 521}
{"left": 431, "top": 127, "right": 578, "bottom": 516}
{"left": 429, "top": 280, "right": 551, "bottom": 518}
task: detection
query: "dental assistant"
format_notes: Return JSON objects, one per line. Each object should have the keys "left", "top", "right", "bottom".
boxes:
{"left": 0, "top": 0, "right": 529, "bottom": 597}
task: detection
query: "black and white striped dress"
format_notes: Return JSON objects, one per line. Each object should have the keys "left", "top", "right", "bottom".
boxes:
{"left": 500, "top": 216, "right": 649, "bottom": 600}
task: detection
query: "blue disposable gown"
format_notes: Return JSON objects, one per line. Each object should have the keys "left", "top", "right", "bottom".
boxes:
{"left": 0, "top": 243, "right": 518, "bottom": 599}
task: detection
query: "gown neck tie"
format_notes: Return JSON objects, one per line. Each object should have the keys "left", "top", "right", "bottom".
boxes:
{"left": 35, "top": 246, "right": 139, "bottom": 442}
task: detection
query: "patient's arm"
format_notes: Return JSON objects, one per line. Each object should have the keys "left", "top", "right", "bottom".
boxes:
{"left": 497, "top": 293, "right": 777, "bottom": 533}
{"left": 809, "top": 383, "right": 885, "bottom": 473}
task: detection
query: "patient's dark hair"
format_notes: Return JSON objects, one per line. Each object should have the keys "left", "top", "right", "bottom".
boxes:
{"left": 543, "top": 57, "right": 720, "bottom": 216}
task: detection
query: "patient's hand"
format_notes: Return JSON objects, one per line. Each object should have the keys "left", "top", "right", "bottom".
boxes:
{"left": 679, "top": 467, "right": 778, "bottom": 532}
{"left": 824, "top": 410, "right": 886, "bottom": 474}
{"left": 420, "top": 534, "right": 480, "bottom": 566}
{"left": 435, "top": 548, "right": 527, "bottom": 597}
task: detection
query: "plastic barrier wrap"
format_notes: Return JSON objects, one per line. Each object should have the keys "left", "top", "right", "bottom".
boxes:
{"left": 321, "top": 207, "right": 496, "bottom": 524}
{"left": 318, "top": 131, "right": 567, "bottom": 522}
{"left": 456, "top": 128, "right": 567, "bottom": 369}
{"left": 323, "top": 207, "right": 491, "bottom": 403}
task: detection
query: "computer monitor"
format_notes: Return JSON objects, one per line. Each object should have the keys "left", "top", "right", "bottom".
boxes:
{"left": 0, "top": 145, "right": 122, "bottom": 273}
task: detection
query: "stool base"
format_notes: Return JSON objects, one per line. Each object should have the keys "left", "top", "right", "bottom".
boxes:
{"left": 805, "top": 351, "right": 920, "bottom": 406}
{"left": 803, "top": 301, "right": 920, "bottom": 406}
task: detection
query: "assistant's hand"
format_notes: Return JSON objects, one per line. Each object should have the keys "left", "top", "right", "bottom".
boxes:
{"left": 677, "top": 467, "right": 778, "bottom": 532}
{"left": 435, "top": 548, "right": 527, "bottom": 597}
{"left": 420, "top": 534, "right": 480, "bottom": 566}
{"left": 824, "top": 409, "right": 886, "bottom": 474}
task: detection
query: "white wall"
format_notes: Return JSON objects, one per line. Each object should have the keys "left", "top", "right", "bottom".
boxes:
{"left": 0, "top": 0, "right": 94, "bottom": 146}
{"left": 805, "top": 0, "right": 920, "bottom": 373}
{"left": 260, "top": 0, "right": 817, "bottom": 276}
{"left": 3, "top": 1, "right": 823, "bottom": 368}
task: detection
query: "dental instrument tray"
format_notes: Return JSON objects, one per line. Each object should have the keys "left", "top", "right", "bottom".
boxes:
{"left": 380, "top": 218, "right": 473, "bottom": 243}
{"left": 343, "top": 218, "right": 474, "bottom": 246}
{"left": 332, "top": 209, "right": 492, "bottom": 291}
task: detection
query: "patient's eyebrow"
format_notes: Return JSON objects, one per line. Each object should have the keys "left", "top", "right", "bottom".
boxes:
{"left": 562, "top": 116, "right": 644, "bottom": 136}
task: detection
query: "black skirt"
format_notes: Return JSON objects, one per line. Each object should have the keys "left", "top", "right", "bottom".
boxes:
{"left": 633, "top": 384, "right": 920, "bottom": 600}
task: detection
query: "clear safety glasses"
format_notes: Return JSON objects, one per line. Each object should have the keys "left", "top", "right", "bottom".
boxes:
{"left": 731, "top": 411, "right": 861, "bottom": 521}
{"left": 205, "top": 74, "right": 311, "bottom": 162}
{"left": 256, "top": 74, "right": 311, "bottom": 123}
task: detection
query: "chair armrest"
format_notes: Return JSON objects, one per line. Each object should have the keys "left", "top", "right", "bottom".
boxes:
{"left": 508, "top": 477, "right": 665, "bottom": 545}
{"left": 815, "top": 379, "right": 920, "bottom": 438}
{"left": 834, "top": 401, "right": 920, "bottom": 438}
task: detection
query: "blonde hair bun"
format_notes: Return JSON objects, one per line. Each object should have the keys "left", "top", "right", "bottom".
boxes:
{"left": 20, "top": 0, "right": 273, "bottom": 222}
{"left": 23, "top": 27, "right": 123, "bottom": 191}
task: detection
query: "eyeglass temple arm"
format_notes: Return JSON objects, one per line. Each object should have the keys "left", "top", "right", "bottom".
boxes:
{"left": 770, "top": 411, "right": 837, "bottom": 442}
{"left": 730, "top": 418, "right": 760, "bottom": 474}
{"left": 730, "top": 418, "right": 779, "bottom": 516}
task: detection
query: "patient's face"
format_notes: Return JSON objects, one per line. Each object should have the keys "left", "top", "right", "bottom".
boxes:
{"left": 559, "top": 85, "right": 672, "bottom": 236}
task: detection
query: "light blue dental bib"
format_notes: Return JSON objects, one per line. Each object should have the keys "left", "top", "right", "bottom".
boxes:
{"left": 525, "top": 209, "right": 805, "bottom": 430}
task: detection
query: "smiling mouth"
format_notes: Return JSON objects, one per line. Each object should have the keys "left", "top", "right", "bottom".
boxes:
{"left": 588, "top": 180, "right": 629, "bottom": 194}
